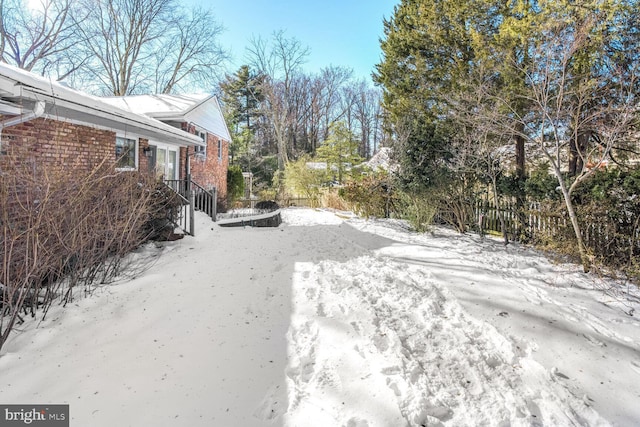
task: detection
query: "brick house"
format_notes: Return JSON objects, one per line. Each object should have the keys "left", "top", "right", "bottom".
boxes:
{"left": 0, "top": 63, "right": 206, "bottom": 178}
{"left": 1, "top": 62, "right": 231, "bottom": 194}
{"left": 102, "top": 94, "right": 231, "bottom": 200}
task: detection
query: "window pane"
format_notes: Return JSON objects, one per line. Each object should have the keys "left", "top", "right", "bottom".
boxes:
{"left": 156, "top": 148, "right": 167, "bottom": 178}
{"left": 168, "top": 150, "right": 177, "bottom": 179}
{"left": 196, "top": 130, "right": 207, "bottom": 157}
{"left": 116, "top": 137, "right": 136, "bottom": 168}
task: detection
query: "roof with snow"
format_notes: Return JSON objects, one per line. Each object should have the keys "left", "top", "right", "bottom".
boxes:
{"left": 103, "top": 94, "right": 232, "bottom": 142}
{"left": 364, "top": 147, "right": 396, "bottom": 171}
{"left": 0, "top": 62, "right": 203, "bottom": 147}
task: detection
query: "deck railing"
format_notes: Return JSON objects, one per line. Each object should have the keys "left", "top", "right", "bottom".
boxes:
{"left": 163, "top": 179, "right": 217, "bottom": 236}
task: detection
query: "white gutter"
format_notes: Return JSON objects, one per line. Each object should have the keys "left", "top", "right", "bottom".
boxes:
{"left": 0, "top": 101, "right": 45, "bottom": 153}
{"left": 0, "top": 101, "right": 45, "bottom": 129}
{"left": 0, "top": 99, "right": 22, "bottom": 115}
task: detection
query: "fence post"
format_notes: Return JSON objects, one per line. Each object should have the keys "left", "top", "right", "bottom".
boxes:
{"left": 212, "top": 187, "right": 217, "bottom": 222}
{"left": 189, "top": 183, "right": 195, "bottom": 236}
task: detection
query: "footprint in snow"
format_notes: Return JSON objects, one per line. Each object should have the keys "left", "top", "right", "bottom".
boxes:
{"left": 345, "top": 417, "right": 369, "bottom": 427}
{"left": 253, "top": 384, "right": 286, "bottom": 421}
{"left": 582, "top": 333, "right": 607, "bottom": 347}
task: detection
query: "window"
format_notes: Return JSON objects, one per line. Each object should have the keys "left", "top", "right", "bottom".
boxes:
{"left": 194, "top": 130, "right": 207, "bottom": 158}
{"left": 167, "top": 149, "right": 177, "bottom": 179}
{"left": 155, "top": 146, "right": 166, "bottom": 178}
{"left": 115, "top": 136, "right": 137, "bottom": 169}
{"left": 152, "top": 144, "right": 178, "bottom": 180}
{"left": 217, "top": 139, "right": 222, "bottom": 162}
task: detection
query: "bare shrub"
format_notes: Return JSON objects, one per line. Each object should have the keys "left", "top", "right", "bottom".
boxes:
{"left": 320, "top": 189, "right": 350, "bottom": 211}
{"left": 340, "top": 173, "right": 397, "bottom": 218}
{"left": 1, "top": 156, "right": 179, "bottom": 352}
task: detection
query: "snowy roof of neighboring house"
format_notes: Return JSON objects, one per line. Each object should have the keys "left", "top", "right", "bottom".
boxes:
{"left": 306, "top": 162, "right": 329, "bottom": 170}
{"left": 103, "top": 94, "right": 232, "bottom": 142}
{"left": 363, "top": 147, "right": 396, "bottom": 171}
{"left": 0, "top": 62, "right": 203, "bottom": 147}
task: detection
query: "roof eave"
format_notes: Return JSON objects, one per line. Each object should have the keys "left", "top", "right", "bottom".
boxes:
{"left": 0, "top": 63, "right": 203, "bottom": 147}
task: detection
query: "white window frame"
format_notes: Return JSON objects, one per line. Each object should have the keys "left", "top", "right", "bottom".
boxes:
{"left": 115, "top": 135, "right": 138, "bottom": 170}
{"left": 150, "top": 142, "right": 179, "bottom": 180}
{"left": 194, "top": 129, "right": 207, "bottom": 159}
{"left": 217, "top": 139, "right": 222, "bottom": 162}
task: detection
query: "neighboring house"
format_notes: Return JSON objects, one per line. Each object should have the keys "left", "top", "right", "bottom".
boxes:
{"left": 0, "top": 62, "right": 204, "bottom": 177}
{"left": 102, "top": 94, "right": 231, "bottom": 200}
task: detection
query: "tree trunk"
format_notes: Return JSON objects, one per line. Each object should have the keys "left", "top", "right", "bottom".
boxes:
{"left": 515, "top": 126, "right": 525, "bottom": 180}
{"left": 569, "top": 130, "right": 590, "bottom": 177}
{"left": 514, "top": 128, "right": 527, "bottom": 240}
{"left": 492, "top": 177, "right": 509, "bottom": 245}
{"left": 557, "top": 172, "right": 591, "bottom": 272}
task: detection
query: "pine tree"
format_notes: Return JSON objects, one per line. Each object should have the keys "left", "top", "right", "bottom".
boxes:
{"left": 374, "top": 0, "right": 501, "bottom": 188}
{"left": 220, "top": 65, "right": 265, "bottom": 164}
{"left": 220, "top": 65, "right": 264, "bottom": 134}
{"left": 315, "top": 122, "right": 362, "bottom": 184}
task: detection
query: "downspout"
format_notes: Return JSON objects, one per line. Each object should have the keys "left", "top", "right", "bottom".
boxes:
{"left": 0, "top": 101, "right": 46, "bottom": 151}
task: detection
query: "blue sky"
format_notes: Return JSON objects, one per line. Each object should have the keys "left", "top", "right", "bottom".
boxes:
{"left": 189, "top": 0, "right": 397, "bottom": 82}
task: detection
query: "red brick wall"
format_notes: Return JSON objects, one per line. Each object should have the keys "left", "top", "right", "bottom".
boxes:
{"left": 138, "top": 138, "right": 150, "bottom": 173}
{"left": 179, "top": 123, "right": 229, "bottom": 200}
{"left": 0, "top": 118, "right": 152, "bottom": 176}
{"left": 0, "top": 116, "right": 228, "bottom": 197}
{"left": 0, "top": 118, "right": 115, "bottom": 172}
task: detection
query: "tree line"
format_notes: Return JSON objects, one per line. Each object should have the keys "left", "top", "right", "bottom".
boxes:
{"left": 220, "top": 31, "right": 384, "bottom": 189}
{"left": 1, "top": 1, "right": 385, "bottom": 190}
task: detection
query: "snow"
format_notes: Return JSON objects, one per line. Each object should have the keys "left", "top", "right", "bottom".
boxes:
{"left": 1, "top": 208, "right": 639, "bottom": 426}
{"left": 102, "top": 93, "right": 210, "bottom": 115}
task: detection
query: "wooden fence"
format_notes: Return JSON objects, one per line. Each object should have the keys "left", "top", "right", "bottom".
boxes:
{"left": 474, "top": 198, "right": 640, "bottom": 264}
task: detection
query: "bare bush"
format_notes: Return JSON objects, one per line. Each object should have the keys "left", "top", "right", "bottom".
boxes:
{"left": 1, "top": 156, "right": 180, "bottom": 352}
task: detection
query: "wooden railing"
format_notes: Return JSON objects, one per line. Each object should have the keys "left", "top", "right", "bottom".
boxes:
{"left": 191, "top": 180, "right": 217, "bottom": 220}
{"left": 166, "top": 188, "right": 193, "bottom": 236}
{"left": 163, "top": 179, "right": 217, "bottom": 236}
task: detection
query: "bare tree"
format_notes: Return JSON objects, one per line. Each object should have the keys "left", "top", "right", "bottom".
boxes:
{"left": 246, "top": 30, "right": 309, "bottom": 89}
{"left": 317, "top": 66, "right": 352, "bottom": 140}
{"left": 73, "top": 0, "right": 175, "bottom": 95}
{"left": 340, "top": 84, "right": 357, "bottom": 142}
{"left": 246, "top": 31, "right": 310, "bottom": 170}
{"left": 0, "top": 0, "right": 82, "bottom": 78}
{"left": 70, "top": 0, "right": 228, "bottom": 95}
{"left": 153, "top": 6, "right": 228, "bottom": 94}
{"left": 260, "top": 79, "right": 292, "bottom": 170}
{"left": 468, "top": 18, "right": 638, "bottom": 271}
{"left": 351, "top": 79, "right": 382, "bottom": 158}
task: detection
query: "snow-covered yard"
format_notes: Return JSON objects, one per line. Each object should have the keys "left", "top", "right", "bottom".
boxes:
{"left": 1, "top": 208, "right": 639, "bottom": 426}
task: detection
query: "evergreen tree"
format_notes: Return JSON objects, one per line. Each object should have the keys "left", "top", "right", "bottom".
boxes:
{"left": 220, "top": 65, "right": 265, "bottom": 165}
{"left": 220, "top": 65, "right": 264, "bottom": 134}
{"left": 374, "top": 0, "right": 501, "bottom": 188}
{"left": 315, "top": 122, "right": 362, "bottom": 184}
